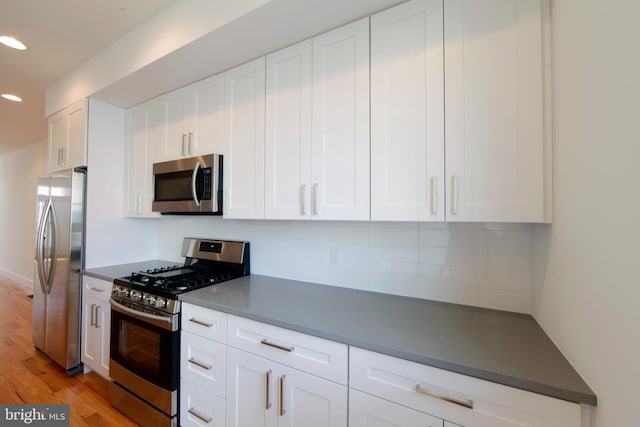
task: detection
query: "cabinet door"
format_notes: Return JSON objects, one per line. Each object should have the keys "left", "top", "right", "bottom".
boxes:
{"left": 181, "top": 380, "right": 226, "bottom": 427}
{"left": 47, "top": 99, "right": 87, "bottom": 172}
{"left": 370, "top": 0, "right": 444, "bottom": 221}
{"left": 191, "top": 73, "right": 225, "bottom": 156}
{"left": 124, "top": 98, "right": 162, "bottom": 217}
{"left": 349, "top": 389, "right": 443, "bottom": 427}
{"left": 161, "top": 86, "right": 192, "bottom": 160}
{"left": 81, "top": 294, "right": 100, "bottom": 372}
{"left": 279, "top": 366, "right": 347, "bottom": 427}
{"left": 223, "top": 57, "right": 266, "bottom": 219}
{"left": 444, "top": 0, "right": 545, "bottom": 222}
{"left": 311, "top": 18, "right": 370, "bottom": 220}
{"left": 226, "top": 347, "right": 277, "bottom": 427}
{"left": 265, "top": 40, "right": 313, "bottom": 220}
{"left": 66, "top": 101, "right": 87, "bottom": 168}
{"left": 96, "top": 299, "right": 110, "bottom": 377}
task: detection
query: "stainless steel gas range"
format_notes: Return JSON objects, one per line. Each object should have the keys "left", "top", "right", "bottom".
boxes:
{"left": 108, "top": 238, "right": 250, "bottom": 427}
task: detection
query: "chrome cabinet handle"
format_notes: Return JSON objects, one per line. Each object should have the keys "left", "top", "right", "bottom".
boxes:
{"left": 89, "top": 287, "right": 104, "bottom": 293}
{"left": 300, "top": 184, "right": 307, "bottom": 216}
{"left": 188, "top": 317, "right": 213, "bottom": 327}
{"left": 451, "top": 175, "right": 458, "bottom": 215}
{"left": 260, "top": 339, "right": 294, "bottom": 353}
{"left": 188, "top": 408, "right": 212, "bottom": 424}
{"left": 182, "top": 134, "right": 188, "bottom": 156}
{"left": 430, "top": 176, "right": 438, "bottom": 215}
{"left": 95, "top": 305, "right": 101, "bottom": 328}
{"left": 90, "top": 304, "right": 96, "bottom": 327}
{"left": 188, "top": 358, "right": 213, "bottom": 370}
{"left": 265, "top": 369, "right": 272, "bottom": 410}
{"left": 279, "top": 375, "right": 286, "bottom": 416}
{"left": 312, "top": 183, "right": 319, "bottom": 215}
{"left": 415, "top": 384, "right": 473, "bottom": 410}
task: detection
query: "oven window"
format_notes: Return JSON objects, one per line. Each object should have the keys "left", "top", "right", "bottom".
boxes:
{"left": 110, "top": 309, "right": 179, "bottom": 391}
{"left": 120, "top": 321, "right": 161, "bottom": 377}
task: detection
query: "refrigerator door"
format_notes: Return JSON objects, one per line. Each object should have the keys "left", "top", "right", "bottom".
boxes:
{"left": 32, "top": 168, "right": 85, "bottom": 373}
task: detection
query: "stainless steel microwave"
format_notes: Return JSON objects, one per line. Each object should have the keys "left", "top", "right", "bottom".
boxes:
{"left": 152, "top": 154, "right": 222, "bottom": 214}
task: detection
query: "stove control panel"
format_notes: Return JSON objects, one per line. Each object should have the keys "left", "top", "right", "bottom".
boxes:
{"left": 111, "top": 285, "right": 174, "bottom": 314}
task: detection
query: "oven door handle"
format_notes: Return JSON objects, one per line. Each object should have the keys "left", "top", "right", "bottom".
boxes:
{"left": 110, "top": 299, "right": 177, "bottom": 330}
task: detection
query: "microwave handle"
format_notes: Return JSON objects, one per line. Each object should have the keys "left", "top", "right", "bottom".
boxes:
{"left": 191, "top": 161, "right": 202, "bottom": 207}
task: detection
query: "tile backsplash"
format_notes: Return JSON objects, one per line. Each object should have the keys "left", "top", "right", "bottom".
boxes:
{"left": 156, "top": 218, "right": 533, "bottom": 313}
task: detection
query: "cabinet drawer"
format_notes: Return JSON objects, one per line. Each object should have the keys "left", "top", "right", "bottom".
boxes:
{"left": 349, "top": 347, "right": 582, "bottom": 427}
{"left": 227, "top": 314, "right": 348, "bottom": 385}
{"left": 181, "top": 380, "right": 225, "bottom": 427}
{"left": 82, "top": 276, "right": 112, "bottom": 301}
{"left": 349, "top": 389, "right": 443, "bottom": 427}
{"left": 181, "top": 330, "right": 226, "bottom": 398}
{"left": 182, "top": 303, "right": 226, "bottom": 343}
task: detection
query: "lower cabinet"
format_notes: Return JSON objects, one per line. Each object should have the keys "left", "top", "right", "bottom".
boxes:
{"left": 81, "top": 276, "right": 111, "bottom": 379}
{"left": 226, "top": 347, "right": 347, "bottom": 427}
{"left": 179, "top": 305, "right": 586, "bottom": 427}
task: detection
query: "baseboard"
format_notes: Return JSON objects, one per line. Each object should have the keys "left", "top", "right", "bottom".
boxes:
{"left": 0, "top": 268, "right": 33, "bottom": 290}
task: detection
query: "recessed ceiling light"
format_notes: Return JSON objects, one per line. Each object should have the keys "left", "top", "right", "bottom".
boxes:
{"left": 0, "top": 36, "right": 27, "bottom": 50}
{"left": 1, "top": 94, "right": 23, "bottom": 102}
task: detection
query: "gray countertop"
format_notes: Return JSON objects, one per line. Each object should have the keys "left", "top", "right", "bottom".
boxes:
{"left": 179, "top": 274, "right": 596, "bottom": 406}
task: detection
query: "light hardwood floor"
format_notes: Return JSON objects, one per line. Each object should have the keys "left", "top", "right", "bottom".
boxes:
{"left": 0, "top": 275, "right": 138, "bottom": 426}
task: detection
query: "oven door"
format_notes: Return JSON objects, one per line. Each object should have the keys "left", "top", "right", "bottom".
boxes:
{"left": 109, "top": 299, "right": 179, "bottom": 392}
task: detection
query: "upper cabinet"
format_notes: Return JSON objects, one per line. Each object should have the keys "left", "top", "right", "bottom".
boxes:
{"left": 223, "top": 57, "right": 267, "bottom": 219}
{"left": 370, "top": 0, "right": 445, "bottom": 221}
{"left": 444, "top": 0, "right": 546, "bottom": 222}
{"left": 159, "top": 74, "right": 225, "bottom": 161}
{"left": 371, "top": 0, "right": 549, "bottom": 223}
{"left": 124, "top": 98, "right": 163, "bottom": 217}
{"left": 264, "top": 19, "right": 370, "bottom": 220}
{"left": 47, "top": 99, "right": 87, "bottom": 172}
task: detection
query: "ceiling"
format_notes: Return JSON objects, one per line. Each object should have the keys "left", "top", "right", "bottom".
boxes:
{"left": 0, "top": 0, "right": 176, "bottom": 154}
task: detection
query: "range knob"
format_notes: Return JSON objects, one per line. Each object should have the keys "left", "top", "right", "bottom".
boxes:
{"left": 154, "top": 297, "right": 168, "bottom": 309}
{"left": 144, "top": 295, "right": 157, "bottom": 306}
{"left": 117, "top": 287, "right": 130, "bottom": 298}
{"left": 130, "top": 290, "right": 143, "bottom": 301}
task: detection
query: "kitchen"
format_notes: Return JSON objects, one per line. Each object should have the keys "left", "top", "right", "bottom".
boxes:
{"left": 0, "top": 0, "right": 638, "bottom": 426}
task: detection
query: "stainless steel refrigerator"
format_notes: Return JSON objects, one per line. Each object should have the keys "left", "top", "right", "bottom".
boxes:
{"left": 32, "top": 167, "right": 86, "bottom": 375}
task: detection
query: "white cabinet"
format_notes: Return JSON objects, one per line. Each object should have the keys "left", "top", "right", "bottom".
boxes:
{"left": 265, "top": 19, "right": 370, "bottom": 220}
{"left": 311, "top": 18, "right": 370, "bottom": 220}
{"left": 349, "top": 347, "right": 582, "bottom": 427}
{"left": 226, "top": 315, "right": 348, "bottom": 427}
{"left": 370, "top": 0, "right": 445, "bottom": 221}
{"left": 47, "top": 99, "right": 87, "bottom": 172}
{"left": 371, "top": 0, "right": 549, "bottom": 223}
{"left": 159, "top": 74, "right": 225, "bottom": 161}
{"left": 124, "top": 98, "right": 163, "bottom": 217}
{"left": 81, "top": 276, "right": 111, "bottom": 379}
{"left": 264, "top": 40, "right": 313, "bottom": 220}
{"left": 226, "top": 345, "right": 347, "bottom": 427}
{"left": 444, "top": 0, "right": 546, "bottom": 222}
{"left": 181, "top": 303, "right": 228, "bottom": 427}
{"left": 223, "top": 57, "right": 267, "bottom": 219}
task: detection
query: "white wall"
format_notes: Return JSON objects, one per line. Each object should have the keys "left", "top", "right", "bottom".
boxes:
{"left": 152, "top": 217, "right": 534, "bottom": 313}
{"left": 532, "top": 0, "right": 640, "bottom": 425}
{"left": 0, "top": 141, "right": 47, "bottom": 286}
{"left": 84, "top": 99, "right": 157, "bottom": 268}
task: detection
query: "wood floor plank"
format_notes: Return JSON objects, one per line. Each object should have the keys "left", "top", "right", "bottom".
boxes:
{"left": 0, "top": 276, "right": 139, "bottom": 426}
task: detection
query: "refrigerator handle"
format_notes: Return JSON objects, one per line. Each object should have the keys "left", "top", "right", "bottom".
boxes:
{"left": 46, "top": 201, "right": 58, "bottom": 294}
{"left": 35, "top": 198, "right": 51, "bottom": 294}
{"left": 36, "top": 199, "right": 57, "bottom": 294}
